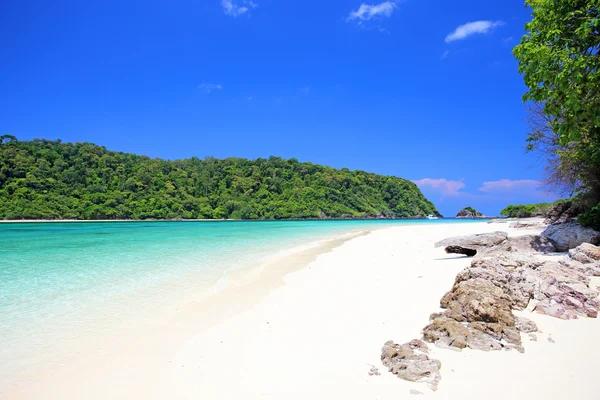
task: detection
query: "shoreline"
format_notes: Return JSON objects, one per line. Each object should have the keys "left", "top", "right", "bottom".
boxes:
{"left": 3, "top": 227, "right": 375, "bottom": 396}
{"left": 7, "top": 221, "right": 600, "bottom": 399}
{"left": 0, "top": 217, "right": 500, "bottom": 224}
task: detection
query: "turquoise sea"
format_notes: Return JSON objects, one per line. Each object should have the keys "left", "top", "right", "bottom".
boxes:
{"left": 0, "top": 219, "right": 477, "bottom": 388}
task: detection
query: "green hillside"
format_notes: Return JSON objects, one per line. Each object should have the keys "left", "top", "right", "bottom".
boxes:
{"left": 500, "top": 200, "right": 565, "bottom": 218}
{"left": 0, "top": 138, "right": 440, "bottom": 220}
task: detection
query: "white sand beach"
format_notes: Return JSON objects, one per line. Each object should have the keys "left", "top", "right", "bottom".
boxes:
{"left": 8, "top": 221, "right": 600, "bottom": 399}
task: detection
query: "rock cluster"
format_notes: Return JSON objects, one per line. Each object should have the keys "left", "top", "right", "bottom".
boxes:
{"left": 422, "top": 243, "right": 600, "bottom": 356}
{"left": 381, "top": 339, "right": 442, "bottom": 391}
{"left": 382, "top": 228, "right": 600, "bottom": 391}
{"left": 423, "top": 277, "right": 523, "bottom": 352}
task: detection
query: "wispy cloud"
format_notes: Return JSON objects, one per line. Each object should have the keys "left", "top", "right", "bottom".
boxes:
{"left": 441, "top": 50, "right": 450, "bottom": 60}
{"left": 198, "top": 83, "right": 223, "bottom": 94}
{"left": 300, "top": 87, "right": 310, "bottom": 95}
{"left": 445, "top": 20, "right": 504, "bottom": 43}
{"left": 347, "top": 1, "right": 397, "bottom": 24}
{"left": 222, "top": 0, "right": 257, "bottom": 17}
{"left": 413, "top": 178, "right": 466, "bottom": 197}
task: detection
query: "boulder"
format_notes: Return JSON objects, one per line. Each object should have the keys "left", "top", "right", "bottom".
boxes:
{"left": 509, "top": 221, "right": 545, "bottom": 229}
{"left": 515, "top": 317, "right": 538, "bottom": 333}
{"left": 532, "top": 260, "right": 600, "bottom": 319}
{"left": 438, "top": 232, "right": 555, "bottom": 258}
{"left": 545, "top": 201, "right": 583, "bottom": 225}
{"left": 477, "top": 235, "right": 556, "bottom": 257}
{"left": 569, "top": 243, "right": 600, "bottom": 264}
{"left": 541, "top": 221, "right": 600, "bottom": 251}
{"left": 435, "top": 232, "right": 508, "bottom": 256}
{"left": 544, "top": 202, "right": 573, "bottom": 224}
{"left": 381, "top": 339, "right": 442, "bottom": 391}
{"left": 422, "top": 278, "right": 522, "bottom": 352}
{"left": 459, "top": 254, "right": 542, "bottom": 310}
{"left": 440, "top": 278, "right": 515, "bottom": 326}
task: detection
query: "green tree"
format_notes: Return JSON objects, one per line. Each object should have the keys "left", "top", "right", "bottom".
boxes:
{"left": 514, "top": 0, "right": 600, "bottom": 200}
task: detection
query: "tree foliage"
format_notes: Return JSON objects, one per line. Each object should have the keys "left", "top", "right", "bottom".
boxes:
{"left": 0, "top": 138, "right": 440, "bottom": 220}
{"left": 514, "top": 0, "right": 599, "bottom": 144}
{"left": 500, "top": 200, "right": 565, "bottom": 218}
{"left": 514, "top": 0, "right": 600, "bottom": 218}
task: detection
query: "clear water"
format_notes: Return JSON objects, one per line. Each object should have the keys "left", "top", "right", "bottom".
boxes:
{"left": 0, "top": 219, "right": 476, "bottom": 387}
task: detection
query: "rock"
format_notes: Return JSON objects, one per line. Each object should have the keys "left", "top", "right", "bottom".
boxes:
{"left": 544, "top": 202, "right": 573, "bottom": 224}
{"left": 510, "top": 221, "right": 545, "bottom": 229}
{"left": 436, "top": 231, "right": 508, "bottom": 249}
{"left": 528, "top": 333, "right": 537, "bottom": 341}
{"left": 440, "top": 278, "right": 515, "bottom": 326}
{"left": 477, "top": 235, "right": 556, "bottom": 257}
{"left": 532, "top": 260, "right": 600, "bottom": 319}
{"left": 456, "top": 207, "right": 484, "bottom": 219}
{"left": 548, "top": 336, "right": 555, "bottom": 344}
{"left": 569, "top": 243, "right": 600, "bottom": 264}
{"left": 368, "top": 365, "right": 380, "bottom": 376}
{"left": 436, "top": 232, "right": 508, "bottom": 256}
{"left": 381, "top": 339, "right": 442, "bottom": 391}
{"left": 444, "top": 246, "right": 477, "bottom": 257}
{"left": 442, "top": 234, "right": 555, "bottom": 260}
{"left": 423, "top": 278, "right": 521, "bottom": 352}
{"left": 515, "top": 317, "right": 538, "bottom": 333}
{"left": 545, "top": 201, "right": 583, "bottom": 224}
{"left": 457, "top": 254, "right": 542, "bottom": 310}
{"left": 541, "top": 221, "right": 600, "bottom": 251}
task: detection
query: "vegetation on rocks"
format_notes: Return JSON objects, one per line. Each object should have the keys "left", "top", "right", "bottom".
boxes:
{"left": 0, "top": 138, "right": 439, "bottom": 220}
{"left": 455, "top": 206, "right": 483, "bottom": 218}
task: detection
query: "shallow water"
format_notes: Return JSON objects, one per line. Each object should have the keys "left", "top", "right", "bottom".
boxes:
{"left": 0, "top": 219, "right": 477, "bottom": 387}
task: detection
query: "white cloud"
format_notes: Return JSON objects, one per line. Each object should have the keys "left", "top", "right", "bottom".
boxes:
{"left": 222, "top": 0, "right": 257, "bottom": 17}
{"left": 347, "top": 1, "right": 397, "bottom": 23}
{"left": 198, "top": 83, "right": 223, "bottom": 94}
{"left": 413, "top": 178, "right": 466, "bottom": 197}
{"left": 441, "top": 50, "right": 450, "bottom": 59}
{"left": 445, "top": 20, "right": 504, "bottom": 43}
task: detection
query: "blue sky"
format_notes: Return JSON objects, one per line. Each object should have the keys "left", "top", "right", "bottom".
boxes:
{"left": 0, "top": 0, "right": 559, "bottom": 216}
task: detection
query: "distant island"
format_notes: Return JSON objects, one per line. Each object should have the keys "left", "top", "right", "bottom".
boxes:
{"left": 0, "top": 138, "right": 441, "bottom": 220}
{"left": 455, "top": 206, "right": 484, "bottom": 219}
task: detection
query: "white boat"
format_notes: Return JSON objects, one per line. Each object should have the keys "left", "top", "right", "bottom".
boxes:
{"left": 426, "top": 215, "right": 439, "bottom": 220}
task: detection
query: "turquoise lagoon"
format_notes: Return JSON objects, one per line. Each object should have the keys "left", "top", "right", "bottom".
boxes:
{"left": 0, "top": 219, "right": 477, "bottom": 386}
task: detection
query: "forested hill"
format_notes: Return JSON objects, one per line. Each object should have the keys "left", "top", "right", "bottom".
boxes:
{"left": 0, "top": 138, "right": 440, "bottom": 220}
